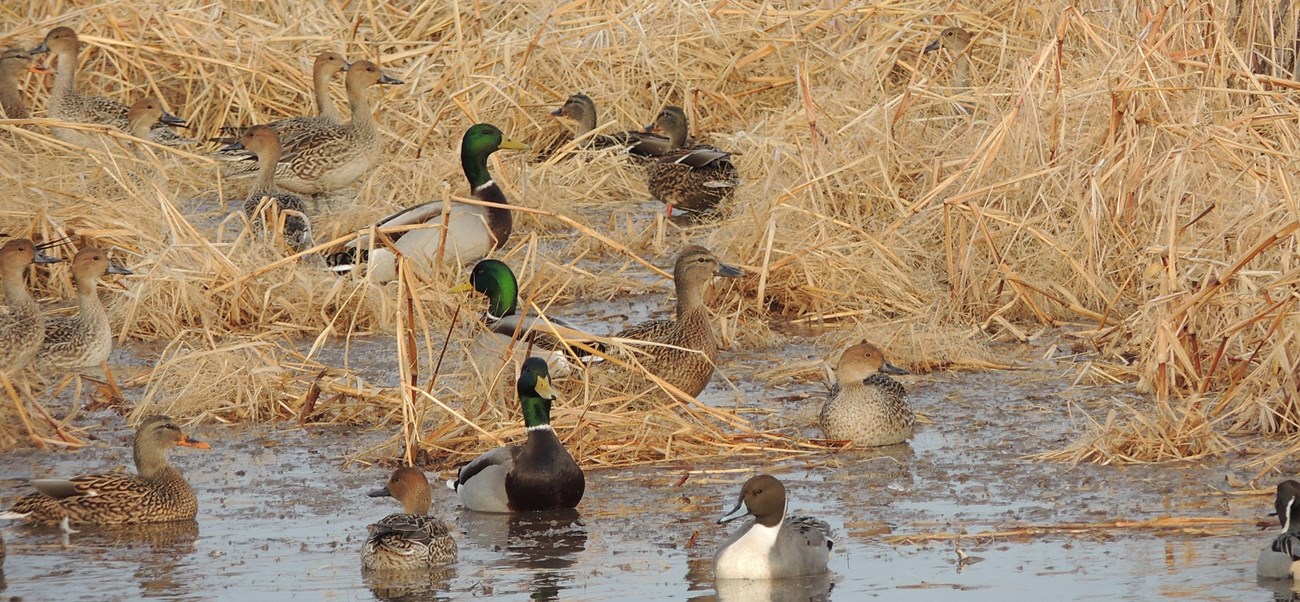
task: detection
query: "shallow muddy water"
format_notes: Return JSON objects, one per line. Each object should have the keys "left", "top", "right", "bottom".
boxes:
{"left": 0, "top": 349, "right": 1291, "bottom": 601}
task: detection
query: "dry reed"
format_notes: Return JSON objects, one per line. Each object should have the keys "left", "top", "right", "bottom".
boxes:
{"left": 3, "top": 1, "right": 1300, "bottom": 467}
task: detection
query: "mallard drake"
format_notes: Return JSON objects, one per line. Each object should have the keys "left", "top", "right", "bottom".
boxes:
{"left": 222, "top": 124, "right": 313, "bottom": 251}
{"left": 222, "top": 60, "right": 401, "bottom": 194}
{"left": 326, "top": 123, "right": 527, "bottom": 282}
{"left": 363, "top": 467, "right": 457, "bottom": 570}
{"left": 0, "top": 238, "right": 61, "bottom": 376}
{"left": 714, "top": 474, "right": 833, "bottom": 580}
{"left": 549, "top": 93, "right": 673, "bottom": 158}
{"left": 602, "top": 245, "right": 742, "bottom": 397}
{"left": 218, "top": 52, "right": 349, "bottom": 144}
{"left": 37, "top": 246, "right": 131, "bottom": 399}
{"left": 1259, "top": 480, "right": 1300, "bottom": 579}
{"left": 1, "top": 415, "right": 210, "bottom": 525}
{"left": 644, "top": 106, "right": 739, "bottom": 217}
{"left": 452, "top": 259, "right": 604, "bottom": 377}
{"left": 924, "top": 27, "right": 974, "bottom": 89}
{"left": 125, "top": 97, "right": 187, "bottom": 139}
{"left": 818, "top": 341, "right": 913, "bottom": 447}
{"left": 29, "top": 27, "right": 191, "bottom": 147}
{"left": 1, "top": 47, "right": 48, "bottom": 119}
{"left": 447, "top": 358, "right": 584, "bottom": 513}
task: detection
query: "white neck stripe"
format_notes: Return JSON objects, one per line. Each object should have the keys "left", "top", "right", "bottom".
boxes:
{"left": 526, "top": 424, "right": 553, "bottom": 433}
{"left": 473, "top": 180, "right": 496, "bottom": 193}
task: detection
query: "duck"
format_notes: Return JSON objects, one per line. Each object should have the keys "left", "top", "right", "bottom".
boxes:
{"left": 0, "top": 238, "right": 62, "bottom": 378}
{"left": 125, "top": 97, "right": 188, "bottom": 139}
{"left": 36, "top": 245, "right": 132, "bottom": 398}
{"left": 714, "top": 474, "right": 833, "bottom": 580}
{"left": 818, "top": 341, "right": 913, "bottom": 447}
{"left": 924, "top": 26, "right": 974, "bottom": 90}
{"left": 644, "top": 106, "right": 739, "bottom": 217}
{"left": 548, "top": 93, "right": 673, "bottom": 158}
{"left": 217, "top": 51, "right": 349, "bottom": 144}
{"left": 447, "top": 357, "right": 585, "bottom": 513}
{"left": 222, "top": 124, "right": 313, "bottom": 251}
{"left": 1258, "top": 480, "right": 1300, "bottom": 579}
{"left": 363, "top": 467, "right": 457, "bottom": 570}
{"left": 452, "top": 259, "right": 604, "bottom": 377}
{"left": 29, "top": 27, "right": 191, "bottom": 147}
{"left": 600, "top": 245, "right": 742, "bottom": 397}
{"left": 1, "top": 47, "right": 47, "bottom": 119}
{"left": 222, "top": 60, "right": 402, "bottom": 194}
{"left": 0, "top": 415, "right": 210, "bottom": 525}
{"left": 325, "top": 123, "right": 528, "bottom": 282}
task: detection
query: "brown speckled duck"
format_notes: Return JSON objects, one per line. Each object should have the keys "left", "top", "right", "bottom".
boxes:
{"left": 220, "top": 51, "right": 349, "bottom": 143}
{"left": 1, "top": 47, "right": 47, "bottom": 119}
{"left": 363, "top": 467, "right": 457, "bottom": 570}
{"left": 223, "top": 124, "right": 313, "bottom": 251}
{"left": 645, "top": 106, "right": 739, "bottom": 217}
{"left": 1, "top": 415, "right": 210, "bottom": 525}
{"left": 549, "top": 93, "right": 673, "bottom": 158}
{"left": 819, "top": 341, "right": 913, "bottom": 447}
{"left": 0, "top": 238, "right": 61, "bottom": 377}
{"left": 37, "top": 246, "right": 132, "bottom": 395}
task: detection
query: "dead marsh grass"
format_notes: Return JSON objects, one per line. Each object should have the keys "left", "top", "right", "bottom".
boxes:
{"left": 3, "top": 1, "right": 1300, "bottom": 467}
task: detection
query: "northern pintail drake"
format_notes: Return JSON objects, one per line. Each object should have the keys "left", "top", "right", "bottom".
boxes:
{"left": 1, "top": 47, "right": 47, "bottom": 119}
{"left": 549, "top": 93, "right": 673, "bottom": 158}
{"left": 326, "top": 123, "right": 527, "bottom": 282}
{"left": 1258, "top": 480, "right": 1300, "bottom": 579}
{"left": 30, "top": 27, "right": 191, "bottom": 147}
{"left": 126, "top": 97, "right": 187, "bottom": 139}
{"left": 218, "top": 52, "right": 349, "bottom": 144}
{"left": 645, "top": 106, "right": 739, "bottom": 218}
{"left": 714, "top": 474, "right": 833, "bottom": 580}
{"left": 924, "top": 27, "right": 974, "bottom": 90}
{"left": 819, "top": 341, "right": 913, "bottom": 447}
{"left": 1, "top": 415, "right": 210, "bottom": 525}
{"left": 602, "top": 245, "right": 742, "bottom": 397}
{"left": 452, "top": 259, "right": 603, "bottom": 377}
{"left": 37, "top": 246, "right": 131, "bottom": 397}
{"left": 447, "top": 358, "right": 585, "bottom": 513}
{"left": 0, "top": 238, "right": 61, "bottom": 376}
{"left": 223, "top": 125, "right": 313, "bottom": 251}
{"left": 363, "top": 467, "right": 457, "bottom": 570}
{"left": 223, "top": 60, "right": 401, "bottom": 194}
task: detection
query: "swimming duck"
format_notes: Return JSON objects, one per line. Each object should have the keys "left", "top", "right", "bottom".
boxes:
{"left": 447, "top": 357, "right": 585, "bottom": 513}
{"left": 1, "top": 415, "right": 210, "bottom": 525}
{"left": 549, "top": 93, "right": 673, "bottom": 158}
{"left": 601, "top": 245, "right": 742, "bottom": 397}
{"left": 1, "top": 47, "right": 47, "bottom": 119}
{"left": 223, "top": 124, "right": 313, "bottom": 251}
{"left": 924, "top": 27, "right": 974, "bottom": 90}
{"left": 644, "top": 106, "right": 739, "bottom": 217}
{"left": 1259, "top": 480, "right": 1300, "bottom": 579}
{"left": 218, "top": 51, "right": 349, "bottom": 144}
{"left": 125, "top": 97, "right": 188, "bottom": 139}
{"left": 0, "top": 238, "right": 61, "bottom": 377}
{"left": 326, "top": 123, "right": 527, "bottom": 282}
{"left": 29, "top": 27, "right": 190, "bottom": 147}
{"left": 818, "top": 341, "right": 913, "bottom": 447}
{"left": 714, "top": 474, "right": 833, "bottom": 580}
{"left": 223, "top": 60, "right": 401, "bottom": 194}
{"left": 37, "top": 246, "right": 131, "bottom": 398}
{"left": 363, "top": 467, "right": 457, "bottom": 570}
{"left": 452, "top": 259, "right": 604, "bottom": 377}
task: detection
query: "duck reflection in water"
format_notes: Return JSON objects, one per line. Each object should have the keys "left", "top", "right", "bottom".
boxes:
{"left": 455, "top": 508, "right": 587, "bottom": 601}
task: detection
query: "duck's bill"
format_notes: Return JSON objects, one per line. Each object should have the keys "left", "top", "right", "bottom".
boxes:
{"left": 378, "top": 74, "right": 404, "bottom": 85}
{"left": 367, "top": 486, "right": 393, "bottom": 498}
{"left": 178, "top": 435, "right": 210, "bottom": 449}
{"left": 160, "top": 112, "right": 189, "bottom": 128}
{"left": 107, "top": 261, "right": 133, "bottom": 276}
{"left": 32, "top": 251, "right": 61, "bottom": 264}
{"left": 448, "top": 281, "right": 473, "bottom": 294}
{"left": 923, "top": 39, "right": 941, "bottom": 53}
{"left": 28, "top": 64, "right": 53, "bottom": 74}
{"left": 219, "top": 140, "right": 246, "bottom": 152}
{"left": 717, "top": 499, "right": 750, "bottom": 524}
{"left": 499, "top": 137, "right": 529, "bottom": 151}
{"left": 533, "top": 375, "right": 556, "bottom": 401}
{"left": 715, "top": 263, "right": 743, "bottom": 278}
{"left": 29, "top": 42, "right": 49, "bottom": 55}
{"left": 880, "top": 362, "right": 910, "bottom": 375}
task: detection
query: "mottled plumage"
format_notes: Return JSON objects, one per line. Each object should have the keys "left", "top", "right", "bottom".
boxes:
{"left": 222, "top": 60, "right": 401, "bottom": 194}
{"left": 645, "top": 106, "right": 738, "bottom": 217}
{"left": 0, "top": 239, "right": 61, "bottom": 375}
{"left": 715, "top": 474, "right": 833, "bottom": 580}
{"left": 3, "top": 415, "right": 210, "bottom": 525}
{"left": 223, "top": 125, "right": 312, "bottom": 251}
{"left": 549, "top": 93, "right": 674, "bottom": 158}
{"left": 1259, "top": 480, "right": 1300, "bottom": 579}
{"left": 819, "top": 341, "right": 914, "bottom": 447}
{"left": 216, "top": 52, "right": 349, "bottom": 144}
{"left": 38, "top": 246, "right": 131, "bottom": 372}
{"left": 602, "top": 245, "right": 742, "bottom": 397}
{"left": 1, "top": 47, "right": 45, "bottom": 119}
{"left": 363, "top": 467, "right": 457, "bottom": 571}
{"left": 30, "top": 27, "right": 191, "bottom": 147}
{"left": 448, "top": 358, "right": 585, "bottom": 513}
{"left": 325, "top": 123, "right": 526, "bottom": 282}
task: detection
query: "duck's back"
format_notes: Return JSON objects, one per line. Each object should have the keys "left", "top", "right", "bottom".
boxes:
{"left": 363, "top": 512, "right": 457, "bottom": 570}
{"left": 820, "top": 373, "right": 913, "bottom": 447}
{"left": 10, "top": 469, "right": 197, "bottom": 525}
